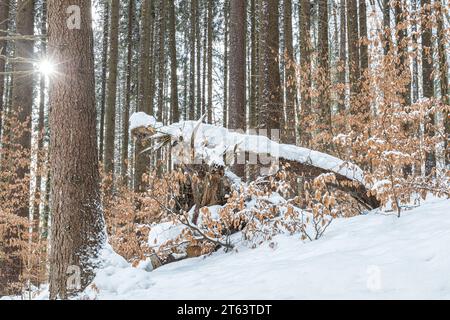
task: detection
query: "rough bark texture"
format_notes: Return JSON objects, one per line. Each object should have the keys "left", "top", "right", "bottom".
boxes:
{"left": 98, "top": 0, "right": 109, "bottom": 162}
{"left": 207, "top": 0, "right": 213, "bottom": 124}
{"left": 317, "top": 0, "right": 331, "bottom": 150}
{"left": 421, "top": 0, "right": 435, "bottom": 176}
{"left": 299, "top": 0, "right": 312, "bottom": 146}
{"left": 189, "top": 0, "right": 196, "bottom": 120}
{"left": 0, "top": 0, "right": 10, "bottom": 137}
{"left": 104, "top": 0, "right": 120, "bottom": 176}
{"left": 359, "top": 0, "right": 368, "bottom": 72}
{"left": 395, "top": 0, "right": 410, "bottom": 106}
{"left": 347, "top": 0, "right": 360, "bottom": 96}
{"left": 122, "top": 0, "right": 135, "bottom": 185}
{"left": 436, "top": 2, "right": 449, "bottom": 166}
{"left": 228, "top": 0, "right": 246, "bottom": 177}
{"left": 383, "top": 0, "right": 391, "bottom": 54}
{"left": 134, "top": 0, "right": 153, "bottom": 192}
{"left": 338, "top": 0, "right": 347, "bottom": 114}
{"left": 168, "top": 0, "right": 179, "bottom": 123}
{"left": 223, "top": 0, "right": 229, "bottom": 127}
{"left": 48, "top": 0, "right": 105, "bottom": 299}
{"left": 157, "top": 0, "right": 166, "bottom": 122}
{"left": 283, "top": 0, "right": 296, "bottom": 144}
{"left": 260, "top": 0, "right": 282, "bottom": 132}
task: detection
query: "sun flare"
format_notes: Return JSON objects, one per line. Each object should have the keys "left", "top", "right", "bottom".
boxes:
{"left": 38, "top": 59, "right": 56, "bottom": 76}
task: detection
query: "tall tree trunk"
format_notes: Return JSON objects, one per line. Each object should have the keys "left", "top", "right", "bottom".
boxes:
{"left": 207, "top": 0, "right": 213, "bottom": 124}
{"left": 260, "top": 0, "right": 282, "bottom": 132}
{"left": 48, "top": 0, "right": 105, "bottom": 299}
{"left": 98, "top": 0, "right": 109, "bottom": 162}
{"left": 395, "top": 0, "right": 411, "bottom": 106}
{"left": 436, "top": 1, "right": 449, "bottom": 166}
{"left": 33, "top": 0, "right": 47, "bottom": 235}
{"left": 317, "top": 0, "right": 332, "bottom": 150}
{"left": 283, "top": 0, "right": 297, "bottom": 144}
{"left": 223, "top": 0, "right": 229, "bottom": 127}
{"left": 104, "top": 0, "right": 120, "bottom": 177}
{"left": 249, "top": 0, "right": 258, "bottom": 130}
{"left": 189, "top": 0, "right": 196, "bottom": 120}
{"left": 338, "top": 0, "right": 347, "bottom": 114}
{"left": 168, "top": 0, "right": 179, "bottom": 123}
{"left": 134, "top": 0, "right": 153, "bottom": 191}
{"left": 196, "top": 0, "right": 201, "bottom": 119}
{"left": 157, "top": 0, "right": 166, "bottom": 122}
{"left": 347, "top": 0, "right": 360, "bottom": 97}
{"left": 421, "top": 0, "right": 435, "bottom": 176}
{"left": 0, "top": 0, "right": 10, "bottom": 137}
{"left": 121, "top": 0, "right": 135, "bottom": 186}
{"left": 299, "top": 0, "right": 312, "bottom": 146}
{"left": 383, "top": 0, "right": 391, "bottom": 54}
{"left": 229, "top": 0, "right": 246, "bottom": 177}
{"left": 359, "top": 0, "right": 368, "bottom": 72}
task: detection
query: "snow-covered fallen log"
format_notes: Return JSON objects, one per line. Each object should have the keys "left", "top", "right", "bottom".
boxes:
{"left": 130, "top": 112, "right": 380, "bottom": 210}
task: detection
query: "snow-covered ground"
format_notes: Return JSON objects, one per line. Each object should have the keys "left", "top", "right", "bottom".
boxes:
{"left": 8, "top": 197, "right": 449, "bottom": 300}
{"left": 83, "top": 197, "right": 450, "bottom": 300}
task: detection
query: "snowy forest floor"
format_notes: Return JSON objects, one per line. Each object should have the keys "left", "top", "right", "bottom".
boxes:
{"left": 5, "top": 197, "right": 450, "bottom": 300}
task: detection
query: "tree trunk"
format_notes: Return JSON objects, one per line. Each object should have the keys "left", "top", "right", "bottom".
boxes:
{"left": 134, "top": 0, "right": 153, "bottom": 192}
{"left": 98, "top": 0, "right": 109, "bottom": 162}
{"left": 283, "top": 0, "right": 297, "bottom": 144}
{"left": 229, "top": 0, "right": 247, "bottom": 177}
{"left": 338, "top": 0, "right": 347, "bottom": 114}
{"left": 104, "top": 0, "right": 120, "bottom": 177}
{"left": 169, "top": 0, "right": 179, "bottom": 123}
{"left": 207, "top": 0, "right": 213, "bottom": 124}
{"left": 189, "top": 0, "right": 196, "bottom": 120}
{"left": 260, "top": 0, "right": 282, "bottom": 132}
{"left": 48, "top": 0, "right": 106, "bottom": 299}
{"left": 157, "top": 0, "right": 166, "bottom": 123}
{"left": 359, "top": 0, "right": 368, "bottom": 72}
{"left": 317, "top": 0, "right": 332, "bottom": 150}
{"left": 121, "top": 0, "right": 135, "bottom": 186}
{"left": 421, "top": 0, "right": 435, "bottom": 176}
{"left": 223, "top": 0, "right": 229, "bottom": 127}
{"left": 383, "top": 0, "right": 391, "bottom": 54}
{"left": 299, "top": 0, "right": 312, "bottom": 146}
{"left": 0, "top": 0, "right": 10, "bottom": 137}
{"left": 436, "top": 2, "right": 449, "bottom": 166}
{"left": 347, "top": 0, "right": 360, "bottom": 97}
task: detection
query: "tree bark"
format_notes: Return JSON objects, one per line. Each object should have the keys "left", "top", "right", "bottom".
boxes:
{"left": 121, "top": 0, "right": 135, "bottom": 186}
{"left": 260, "top": 0, "right": 282, "bottom": 133}
{"left": 0, "top": 0, "right": 10, "bottom": 137}
{"left": 48, "top": 0, "right": 105, "bottom": 299}
{"left": 229, "top": 0, "right": 247, "bottom": 177}
{"left": 283, "top": 0, "right": 297, "bottom": 144}
{"left": 421, "top": 0, "right": 435, "bottom": 176}
{"left": 299, "top": 0, "right": 312, "bottom": 146}
{"left": 169, "top": 0, "right": 179, "bottom": 123}
{"left": 104, "top": 0, "right": 120, "bottom": 176}
{"left": 98, "top": 0, "right": 109, "bottom": 163}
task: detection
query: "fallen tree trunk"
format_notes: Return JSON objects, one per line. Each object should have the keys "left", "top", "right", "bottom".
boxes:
{"left": 130, "top": 113, "right": 380, "bottom": 210}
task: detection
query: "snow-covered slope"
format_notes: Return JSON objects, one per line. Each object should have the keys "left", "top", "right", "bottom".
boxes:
{"left": 79, "top": 197, "right": 450, "bottom": 300}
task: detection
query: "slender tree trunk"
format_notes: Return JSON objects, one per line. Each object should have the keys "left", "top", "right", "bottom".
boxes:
{"left": 229, "top": 0, "right": 247, "bottom": 177}
{"left": 134, "top": 0, "right": 153, "bottom": 191}
{"left": 121, "top": 0, "right": 135, "bottom": 186}
{"left": 196, "top": 0, "right": 202, "bottom": 119}
{"left": 260, "top": 0, "right": 282, "bottom": 133}
{"left": 347, "top": 0, "right": 360, "bottom": 97}
{"left": 338, "top": 0, "right": 347, "bottom": 114}
{"left": 207, "top": 0, "right": 213, "bottom": 124}
{"left": 168, "top": 0, "right": 179, "bottom": 123}
{"left": 189, "top": 0, "right": 196, "bottom": 120}
{"left": 421, "top": 0, "right": 435, "bottom": 176}
{"left": 395, "top": 0, "right": 411, "bottom": 106}
{"left": 436, "top": 1, "right": 449, "bottom": 166}
{"left": 223, "top": 0, "right": 229, "bottom": 127}
{"left": 99, "top": 0, "right": 109, "bottom": 162}
{"left": 249, "top": 0, "right": 257, "bottom": 130}
{"left": 383, "top": 0, "right": 391, "bottom": 54}
{"left": 299, "top": 0, "right": 312, "bottom": 146}
{"left": 0, "top": 0, "right": 10, "bottom": 138}
{"left": 283, "top": 0, "right": 297, "bottom": 144}
{"left": 104, "top": 0, "right": 120, "bottom": 177}
{"left": 359, "top": 0, "right": 368, "bottom": 72}
{"left": 33, "top": 0, "right": 47, "bottom": 234}
{"left": 48, "top": 0, "right": 105, "bottom": 299}
{"left": 317, "top": 0, "right": 332, "bottom": 150}
{"left": 157, "top": 0, "right": 166, "bottom": 122}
